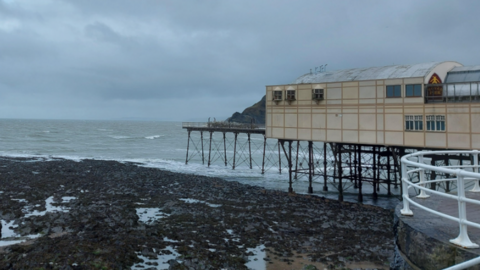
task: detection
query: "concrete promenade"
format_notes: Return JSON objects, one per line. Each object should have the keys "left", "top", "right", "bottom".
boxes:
{"left": 395, "top": 191, "right": 480, "bottom": 269}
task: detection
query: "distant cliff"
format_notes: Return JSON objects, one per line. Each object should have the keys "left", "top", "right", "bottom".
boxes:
{"left": 226, "top": 95, "right": 266, "bottom": 124}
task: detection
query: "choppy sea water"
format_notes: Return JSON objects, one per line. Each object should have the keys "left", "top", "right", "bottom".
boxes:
{"left": 0, "top": 118, "right": 400, "bottom": 208}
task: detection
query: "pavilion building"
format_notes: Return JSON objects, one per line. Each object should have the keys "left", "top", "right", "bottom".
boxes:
{"left": 265, "top": 61, "right": 480, "bottom": 150}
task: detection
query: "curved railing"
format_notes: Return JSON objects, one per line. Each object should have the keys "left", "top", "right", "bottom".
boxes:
{"left": 401, "top": 150, "right": 480, "bottom": 270}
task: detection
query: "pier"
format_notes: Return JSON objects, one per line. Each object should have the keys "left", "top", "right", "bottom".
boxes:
{"left": 183, "top": 122, "right": 266, "bottom": 170}
{"left": 182, "top": 122, "right": 480, "bottom": 205}
{"left": 182, "top": 121, "right": 421, "bottom": 201}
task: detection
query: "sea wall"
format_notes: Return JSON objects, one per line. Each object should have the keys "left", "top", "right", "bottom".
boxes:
{"left": 393, "top": 204, "right": 480, "bottom": 270}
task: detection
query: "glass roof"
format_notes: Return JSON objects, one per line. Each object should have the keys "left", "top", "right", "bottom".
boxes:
{"left": 445, "top": 66, "right": 480, "bottom": 83}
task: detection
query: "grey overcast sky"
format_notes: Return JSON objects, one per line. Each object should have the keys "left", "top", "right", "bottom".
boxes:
{"left": 0, "top": 0, "right": 479, "bottom": 121}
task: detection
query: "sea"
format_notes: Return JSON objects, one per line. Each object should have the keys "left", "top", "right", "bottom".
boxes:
{"left": 0, "top": 118, "right": 400, "bottom": 209}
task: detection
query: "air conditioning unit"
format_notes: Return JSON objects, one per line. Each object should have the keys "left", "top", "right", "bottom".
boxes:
{"left": 285, "top": 90, "right": 296, "bottom": 104}
{"left": 273, "top": 90, "right": 283, "bottom": 104}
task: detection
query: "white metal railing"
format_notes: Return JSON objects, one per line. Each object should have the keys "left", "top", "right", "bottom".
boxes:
{"left": 401, "top": 150, "right": 480, "bottom": 270}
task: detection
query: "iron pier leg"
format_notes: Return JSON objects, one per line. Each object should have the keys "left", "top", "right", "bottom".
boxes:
{"left": 348, "top": 146, "right": 353, "bottom": 186}
{"left": 338, "top": 144, "right": 343, "bottom": 202}
{"left": 354, "top": 145, "right": 358, "bottom": 189}
{"left": 185, "top": 130, "right": 191, "bottom": 165}
{"left": 261, "top": 135, "right": 266, "bottom": 174}
{"left": 323, "top": 142, "right": 328, "bottom": 191}
{"left": 288, "top": 140, "right": 293, "bottom": 193}
{"left": 223, "top": 132, "right": 227, "bottom": 166}
{"left": 377, "top": 153, "right": 381, "bottom": 192}
{"left": 308, "top": 141, "right": 313, "bottom": 194}
{"left": 232, "top": 132, "right": 238, "bottom": 170}
{"left": 358, "top": 145, "right": 363, "bottom": 203}
{"left": 294, "top": 141, "right": 299, "bottom": 180}
{"left": 445, "top": 154, "right": 451, "bottom": 192}
{"left": 393, "top": 147, "right": 399, "bottom": 189}
{"left": 208, "top": 131, "right": 213, "bottom": 167}
{"left": 248, "top": 133, "right": 252, "bottom": 169}
{"left": 333, "top": 145, "right": 336, "bottom": 184}
{"left": 387, "top": 149, "right": 391, "bottom": 196}
{"left": 373, "top": 146, "right": 378, "bottom": 199}
{"left": 312, "top": 142, "right": 316, "bottom": 176}
{"left": 278, "top": 140, "right": 282, "bottom": 174}
{"left": 201, "top": 131, "right": 204, "bottom": 165}
{"left": 399, "top": 148, "right": 405, "bottom": 196}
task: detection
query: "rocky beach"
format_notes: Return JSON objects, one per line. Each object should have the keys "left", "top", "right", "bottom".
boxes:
{"left": 0, "top": 157, "right": 394, "bottom": 269}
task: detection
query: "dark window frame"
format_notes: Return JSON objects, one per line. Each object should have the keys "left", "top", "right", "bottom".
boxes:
{"left": 273, "top": 90, "right": 283, "bottom": 101}
{"left": 286, "top": 90, "right": 296, "bottom": 101}
{"left": 406, "top": 84, "right": 422, "bottom": 97}
{"left": 312, "top": 89, "right": 324, "bottom": 100}
{"left": 405, "top": 115, "right": 423, "bottom": 131}
{"left": 426, "top": 115, "right": 445, "bottom": 131}
{"left": 386, "top": 85, "right": 402, "bottom": 98}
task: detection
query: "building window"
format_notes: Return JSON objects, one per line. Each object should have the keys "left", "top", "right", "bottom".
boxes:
{"left": 405, "top": 115, "right": 414, "bottom": 130}
{"left": 406, "top": 84, "right": 422, "bottom": 97}
{"left": 273, "top": 90, "right": 283, "bottom": 101}
{"left": 405, "top": 115, "right": 423, "bottom": 131}
{"left": 415, "top": 115, "right": 423, "bottom": 130}
{"left": 286, "top": 90, "right": 296, "bottom": 101}
{"left": 436, "top": 115, "right": 445, "bottom": 131}
{"left": 427, "top": 115, "right": 445, "bottom": 131}
{"left": 312, "top": 89, "right": 324, "bottom": 100}
{"left": 386, "top": 85, "right": 402, "bottom": 98}
{"left": 426, "top": 115, "right": 435, "bottom": 130}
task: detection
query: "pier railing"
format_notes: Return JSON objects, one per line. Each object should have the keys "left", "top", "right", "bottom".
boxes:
{"left": 182, "top": 121, "right": 265, "bottom": 130}
{"left": 401, "top": 150, "right": 480, "bottom": 269}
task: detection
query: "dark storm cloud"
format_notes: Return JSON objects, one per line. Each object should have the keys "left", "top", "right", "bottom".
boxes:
{"left": 1, "top": 0, "right": 480, "bottom": 120}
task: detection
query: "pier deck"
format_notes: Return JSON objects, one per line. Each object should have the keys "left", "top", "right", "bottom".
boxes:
{"left": 182, "top": 122, "right": 265, "bottom": 134}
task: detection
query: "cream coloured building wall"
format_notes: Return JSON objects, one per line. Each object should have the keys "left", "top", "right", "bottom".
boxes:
{"left": 266, "top": 78, "right": 479, "bottom": 150}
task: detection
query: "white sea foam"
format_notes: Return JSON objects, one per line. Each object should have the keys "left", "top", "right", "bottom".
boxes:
{"left": 145, "top": 135, "right": 163, "bottom": 140}
{"left": 108, "top": 135, "right": 130, "bottom": 140}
